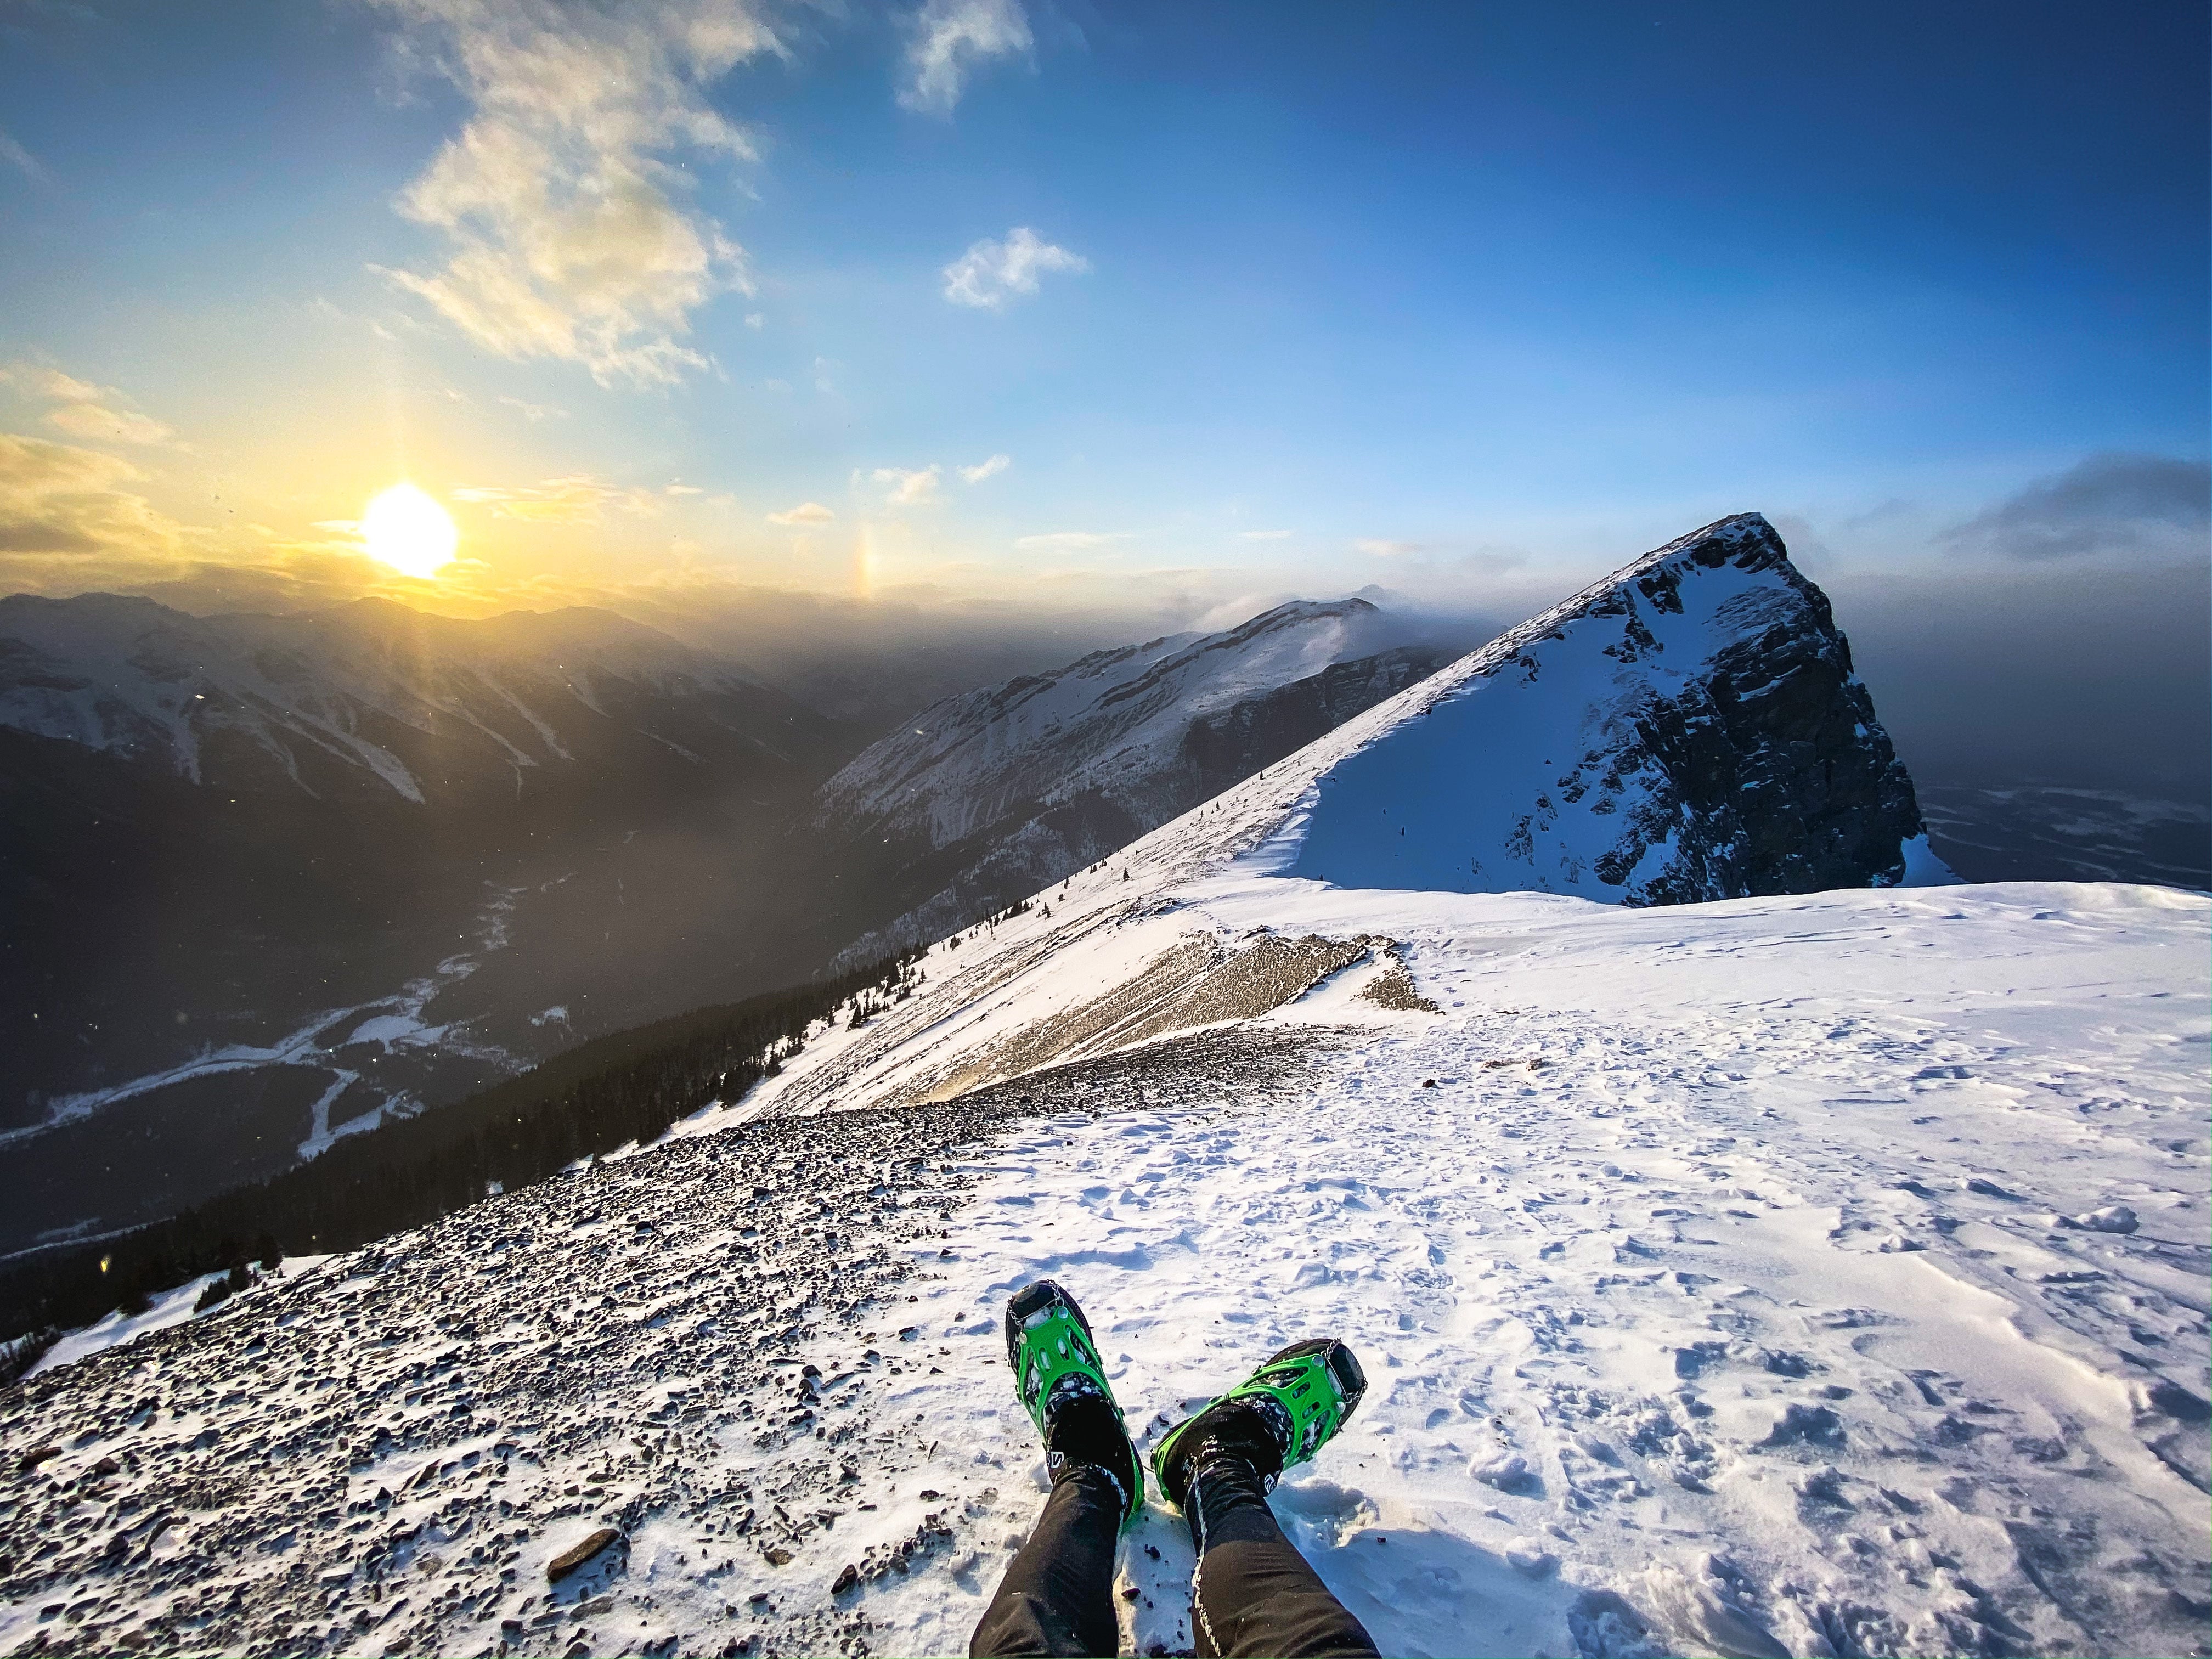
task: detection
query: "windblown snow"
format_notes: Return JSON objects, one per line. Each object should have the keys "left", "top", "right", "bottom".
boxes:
{"left": 2, "top": 521, "right": 2205, "bottom": 1659}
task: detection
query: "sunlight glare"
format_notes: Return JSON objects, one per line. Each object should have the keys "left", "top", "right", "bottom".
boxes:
{"left": 362, "top": 482, "right": 457, "bottom": 579}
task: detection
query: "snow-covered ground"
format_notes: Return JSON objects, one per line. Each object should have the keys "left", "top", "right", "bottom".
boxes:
{"left": 4, "top": 876, "right": 2202, "bottom": 1658}
{"left": 4, "top": 525, "right": 2204, "bottom": 1656}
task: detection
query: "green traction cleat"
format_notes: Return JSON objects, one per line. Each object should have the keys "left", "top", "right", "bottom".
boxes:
{"left": 1003, "top": 1279, "right": 1145, "bottom": 1528}
{"left": 1152, "top": 1338, "right": 1368, "bottom": 1510}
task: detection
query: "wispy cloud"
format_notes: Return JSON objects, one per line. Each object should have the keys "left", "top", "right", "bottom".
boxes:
{"left": 369, "top": 0, "right": 780, "bottom": 387}
{"left": 452, "top": 475, "right": 657, "bottom": 523}
{"left": 0, "top": 432, "right": 181, "bottom": 560}
{"left": 872, "top": 465, "right": 943, "bottom": 506}
{"left": 942, "top": 227, "right": 1088, "bottom": 309}
{"left": 1016, "top": 531, "right": 1123, "bottom": 550}
{"left": 1, "top": 361, "right": 185, "bottom": 449}
{"left": 1943, "top": 453, "right": 2211, "bottom": 561}
{"left": 1237, "top": 529, "right": 1293, "bottom": 541}
{"left": 960, "top": 453, "right": 1011, "bottom": 484}
{"left": 498, "top": 394, "right": 568, "bottom": 422}
{"left": 898, "top": 0, "right": 1031, "bottom": 115}
{"left": 0, "top": 126, "right": 44, "bottom": 183}
{"left": 1355, "top": 538, "right": 1421, "bottom": 557}
{"left": 768, "top": 500, "right": 834, "bottom": 526}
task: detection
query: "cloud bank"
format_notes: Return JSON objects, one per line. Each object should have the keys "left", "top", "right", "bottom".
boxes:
{"left": 1944, "top": 452, "right": 2210, "bottom": 562}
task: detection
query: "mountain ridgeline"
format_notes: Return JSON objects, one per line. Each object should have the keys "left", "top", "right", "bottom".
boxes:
{"left": 801, "top": 599, "right": 1455, "bottom": 960}
{"left": 1272, "top": 512, "right": 1943, "bottom": 902}
{"left": 0, "top": 522, "right": 1938, "bottom": 1269}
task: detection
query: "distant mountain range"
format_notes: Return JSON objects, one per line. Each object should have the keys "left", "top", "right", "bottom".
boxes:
{"left": 1, "top": 551, "right": 2197, "bottom": 1260}
{"left": 0, "top": 591, "right": 1452, "bottom": 1255}
{"left": 0, "top": 595, "right": 862, "bottom": 1255}
{"left": 804, "top": 597, "right": 1453, "bottom": 959}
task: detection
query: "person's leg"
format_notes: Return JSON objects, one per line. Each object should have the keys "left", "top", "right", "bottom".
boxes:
{"left": 968, "top": 1457, "right": 1125, "bottom": 1657}
{"left": 1153, "top": 1340, "right": 1379, "bottom": 1659}
{"left": 970, "top": 1282, "right": 1145, "bottom": 1658}
{"left": 1184, "top": 1453, "right": 1378, "bottom": 1659}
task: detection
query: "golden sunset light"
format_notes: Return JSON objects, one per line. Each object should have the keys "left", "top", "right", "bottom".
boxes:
{"left": 360, "top": 482, "right": 457, "bottom": 580}
{"left": 0, "top": 11, "right": 2204, "bottom": 1655}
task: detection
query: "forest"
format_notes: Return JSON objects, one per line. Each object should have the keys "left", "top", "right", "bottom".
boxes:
{"left": 0, "top": 951, "right": 920, "bottom": 1375}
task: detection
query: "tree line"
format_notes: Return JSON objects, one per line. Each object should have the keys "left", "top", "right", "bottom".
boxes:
{"left": 0, "top": 952, "right": 920, "bottom": 1374}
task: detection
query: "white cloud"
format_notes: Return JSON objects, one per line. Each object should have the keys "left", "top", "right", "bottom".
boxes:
{"left": 899, "top": 0, "right": 1031, "bottom": 115}
{"left": 1016, "top": 531, "right": 1123, "bottom": 550}
{"left": 1237, "top": 529, "right": 1294, "bottom": 541}
{"left": 872, "top": 465, "right": 943, "bottom": 506}
{"left": 45, "top": 403, "right": 182, "bottom": 447}
{"left": 498, "top": 395, "right": 568, "bottom": 421}
{"left": 1356, "top": 538, "right": 1421, "bottom": 557}
{"left": 941, "top": 227, "right": 1088, "bottom": 309}
{"left": 369, "top": 0, "right": 780, "bottom": 387}
{"left": 1, "top": 365, "right": 100, "bottom": 402}
{"left": 960, "top": 453, "right": 1011, "bottom": 484}
{"left": 744, "top": 311, "right": 765, "bottom": 329}
{"left": 768, "top": 501, "right": 834, "bottom": 526}
{"left": 665, "top": 483, "right": 704, "bottom": 495}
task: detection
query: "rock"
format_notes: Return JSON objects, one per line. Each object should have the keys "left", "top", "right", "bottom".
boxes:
{"left": 831, "top": 1564, "right": 859, "bottom": 1595}
{"left": 1762, "top": 1403, "right": 1846, "bottom": 1449}
{"left": 16, "top": 1444, "right": 60, "bottom": 1474}
{"left": 763, "top": 1547, "right": 794, "bottom": 1567}
{"left": 546, "top": 1527, "right": 622, "bottom": 1583}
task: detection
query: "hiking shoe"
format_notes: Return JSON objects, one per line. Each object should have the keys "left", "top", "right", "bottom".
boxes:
{"left": 1153, "top": 1338, "right": 1367, "bottom": 1509}
{"left": 1005, "top": 1279, "right": 1144, "bottom": 1528}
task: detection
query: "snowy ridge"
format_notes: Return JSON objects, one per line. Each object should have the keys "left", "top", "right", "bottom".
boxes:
{"left": 0, "top": 594, "right": 776, "bottom": 802}
{"left": 816, "top": 598, "right": 1394, "bottom": 847}
{"left": 3, "top": 521, "right": 2205, "bottom": 1658}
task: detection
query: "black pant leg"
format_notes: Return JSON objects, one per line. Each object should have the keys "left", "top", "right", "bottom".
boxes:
{"left": 1186, "top": 1461, "right": 1379, "bottom": 1659}
{"left": 970, "top": 1465, "right": 1124, "bottom": 1657}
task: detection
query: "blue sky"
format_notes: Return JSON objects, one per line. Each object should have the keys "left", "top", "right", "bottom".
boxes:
{"left": 0, "top": 0, "right": 2203, "bottom": 622}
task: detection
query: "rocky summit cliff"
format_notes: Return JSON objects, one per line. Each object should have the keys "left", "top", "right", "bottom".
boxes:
{"left": 1267, "top": 512, "right": 1946, "bottom": 903}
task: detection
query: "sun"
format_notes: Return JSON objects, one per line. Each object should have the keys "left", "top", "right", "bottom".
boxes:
{"left": 361, "top": 482, "right": 458, "bottom": 580}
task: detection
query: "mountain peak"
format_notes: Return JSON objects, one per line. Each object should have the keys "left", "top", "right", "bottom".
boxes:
{"left": 1247, "top": 510, "right": 1943, "bottom": 902}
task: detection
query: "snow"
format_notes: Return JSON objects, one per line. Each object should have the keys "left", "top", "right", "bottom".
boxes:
{"left": 3, "top": 871, "right": 2202, "bottom": 1655}
{"left": 746, "top": 877, "right": 2208, "bottom": 1657}
{"left": 4, "top": 529, "right": 2202, "bottom": 1656}
{"left": 817, "top": 599, "right": 1394, "bottom": 848}
{"left": 26, "top": 1257, "right": 332, "bottom": 1381}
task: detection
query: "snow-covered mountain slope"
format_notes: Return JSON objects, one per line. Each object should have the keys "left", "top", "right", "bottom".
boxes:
{"left": 0, "top": 592, "right": 821, "bottom": 804}
{"left": 1262, "top": 513, "right": 1937, "bottom": 902}
{"left": 4, "top": 881, "right": 2201, "bottom": 1658}
{"left": 820, "top": 599, "right": 1406, "bottom": 847}
{"left": 799, "top": 600, "right": 1451, "bottom": 960}
{"left": 4, "top": 520, "right": 2202, "bottom": 1659}
{"left": 0, "top": 595, "right": 863, "bottom": 1254}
